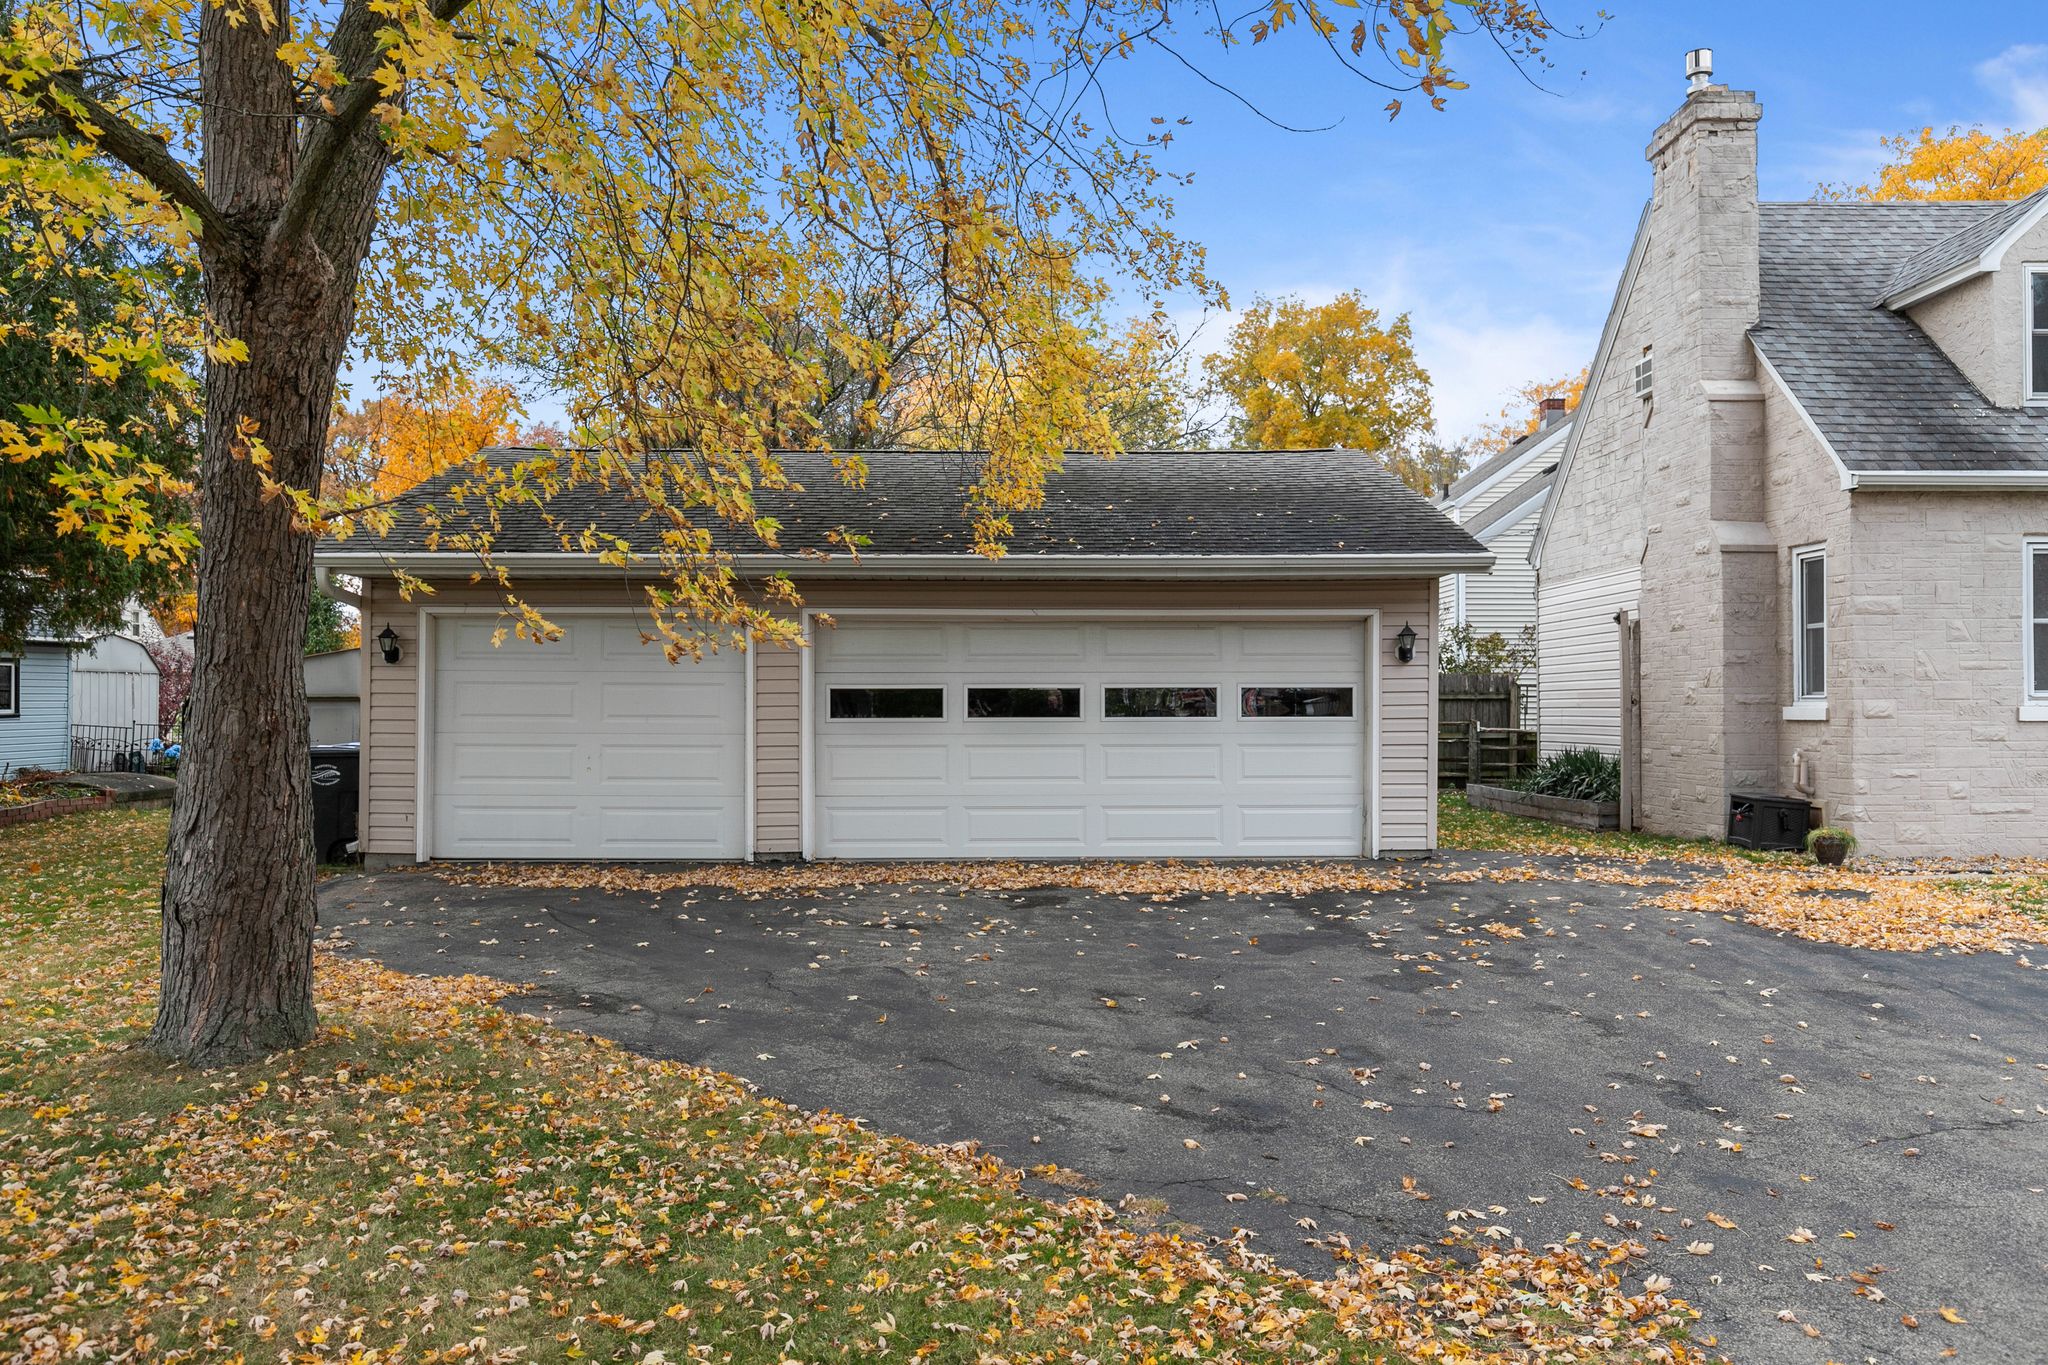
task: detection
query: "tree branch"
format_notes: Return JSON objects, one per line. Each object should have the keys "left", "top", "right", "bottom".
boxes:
{"left": 270, "top": 0, "right": 479, "bottom": 253}
{"left": 35, "top": 73, "right": 236, "bottom": 250}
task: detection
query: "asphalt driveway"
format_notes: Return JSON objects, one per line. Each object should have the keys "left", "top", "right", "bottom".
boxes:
{"left": 321, "top": 857, "right": 2048, "bottom": 1364}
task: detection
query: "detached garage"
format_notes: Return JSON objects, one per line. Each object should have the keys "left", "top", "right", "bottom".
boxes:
{"left": 319, "top": 448, "right": 1491, "bottom": 864}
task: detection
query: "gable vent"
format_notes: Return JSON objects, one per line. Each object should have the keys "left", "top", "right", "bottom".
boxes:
{"left": 1633, "top": 346, "right": 1655, "bottom": 400}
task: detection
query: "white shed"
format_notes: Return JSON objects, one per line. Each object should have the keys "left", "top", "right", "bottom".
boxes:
{"left": 304, "top": 647, "right": 362, "bottom": 744}
{"left": 70, "top": 634, "right": 162, "bottom": 735}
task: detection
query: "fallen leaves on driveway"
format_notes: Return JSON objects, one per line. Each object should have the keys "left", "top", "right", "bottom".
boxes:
{"left": 446, "top": 857, "right": 1412, "bottom": 899}
{"left": 6, "top": 808, "right": 1716, "bottom": 1364}
{"left": 1648, "top": 866, "right": 2040, "bottom": 955}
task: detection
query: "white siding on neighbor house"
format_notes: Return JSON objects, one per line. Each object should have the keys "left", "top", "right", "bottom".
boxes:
{"left": 70, "top": 635, "right": 160, "bottom": 734}
{"left": 1442, "top": 517, "right": 1541, "bottom": 724}
{"left": 1, "top": 644, "right": 75, "bottom": 773}
{"left": 1536, "top": 565, "right": 1640, "bottom": 757}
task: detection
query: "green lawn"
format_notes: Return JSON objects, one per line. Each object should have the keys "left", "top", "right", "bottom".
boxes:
{"left": 1, "top": 806, "right": 1703, "bottom": 1363}
{"left": 1435, "top": 790, "right": 1790, "bottom": 863}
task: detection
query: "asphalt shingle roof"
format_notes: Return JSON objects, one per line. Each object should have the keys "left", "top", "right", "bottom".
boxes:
{"left": 1753, "top": 201, "right": 2048, "bottom": 475}
{"left": 1461, "top": 465, "right": 1554, "bottom": 541}
{"left": 1882, "top": 189, "right": 2048, "bottom": 303}
{"left": 354, "top": 446, "right": 1487, "bottom": 561}
{"left": 1441, "top": 417, "right": 1570, "bottom": 504}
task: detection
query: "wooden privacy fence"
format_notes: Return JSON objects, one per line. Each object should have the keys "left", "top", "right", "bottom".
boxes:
{"left": 1437, "top": 721, "right": 1540, "bottom": 789}
{"left": 1440, "top": 672, "right": 1522, "bottom": 730}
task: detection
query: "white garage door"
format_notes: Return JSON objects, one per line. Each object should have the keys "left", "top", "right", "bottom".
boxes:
{"left": 813, "top": 619, "right": 1368, "bottom": 858}
{"left": 430, "top": 616, "right": 747, "bottom": 859}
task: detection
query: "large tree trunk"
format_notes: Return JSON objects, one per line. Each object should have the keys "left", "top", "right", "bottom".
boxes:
{"left": 148, "top": 0, "right": 387, "bottom": 1065}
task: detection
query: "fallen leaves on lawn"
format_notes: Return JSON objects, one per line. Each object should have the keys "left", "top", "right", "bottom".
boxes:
{"left": 1649, "top": 866, "right": 2040, "bottom": 955}
{"left": 3, "top": 809, "right": 1714, "bottom": 1364}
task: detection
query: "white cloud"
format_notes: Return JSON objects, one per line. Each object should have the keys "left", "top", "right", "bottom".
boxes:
{"left": 1976, "top": 43, "right": 2048, "bottom": 128}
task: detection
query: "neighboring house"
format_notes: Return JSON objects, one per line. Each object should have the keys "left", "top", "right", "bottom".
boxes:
{"left": 1436, "top": 402, "right": 1571, "bottom": 722}
{"left": 1533, "top": 52, "right": 2048, "bottom": 856}
{"left": 0, "top": 639, "right": 74, "bottom": 775}
{"left": 70, "top": 634, "right": 162, "bottom": 735}
{"left": 314, "top": 447, "right": 1490, "bottom": 864}
{"left": 304, "top": 648, "right": 362, "bottom": 744}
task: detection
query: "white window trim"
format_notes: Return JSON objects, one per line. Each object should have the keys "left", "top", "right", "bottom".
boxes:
{"left": 0, "top": 658, "right": 18, "bottom": 718}
{"left": 2025, "top": 538, "right": 2048, "bottom": 720}
{"left": 2027, "top": 265, "right": 2048, "bottom": 407}
{"left": 1791, "top": 544, "right": 1828, "bottom": 708}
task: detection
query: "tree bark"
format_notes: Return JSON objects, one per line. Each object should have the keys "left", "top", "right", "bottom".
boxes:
{"left": 147, "top": 0, "right": 390, "bottom": 1065}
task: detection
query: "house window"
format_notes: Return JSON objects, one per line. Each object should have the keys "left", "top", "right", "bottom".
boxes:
{"left": 2028, "top": 539, "right": 2048, "bottom": 698}
{"left": 2030, "top": 268, "right": 2048, "bottom": 403}
{"left": 828, "top": 686, "right": 944, "bottom": 720}
{"left": 1793, "top": 546, "right": 1827, "bottom": 700}
{"left": 1241, "top": 686, "right": 1355, "bottom": 718}
{"left": 1104, "top": 686, "right": 1218, "bottom": 718}
{"left": 0, "top": 658, "right": 17, "bottom": 718}
{"left": 1633, "top": 345, "right": 1654, "bottom": 401}
{"left": 967, "top": 686, "right": 1081, "bottom": 719}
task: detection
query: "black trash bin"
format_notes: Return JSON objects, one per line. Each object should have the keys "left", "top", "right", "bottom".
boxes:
{"left": 1726, "top": 791, "right": 1812, "bottom": 851}
{"left": 310, "top": 742, "right": 361, "bottom": 863}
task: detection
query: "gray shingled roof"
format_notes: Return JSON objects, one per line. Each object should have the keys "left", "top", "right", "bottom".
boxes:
{"left": 1441, "top": 416, "right": 1570, "bottom": 504}
{"left": 346, "top": 446, "right": 1488, "bottom": 560}
{"left": 1753, "top": 201, "right": 2048, "bottom": 475}
{"left": 1882, "top": 188, "right": 2048, "bottom": 303}
{"left": 1462, "top": 466, "right": 1554, "bottom": 541}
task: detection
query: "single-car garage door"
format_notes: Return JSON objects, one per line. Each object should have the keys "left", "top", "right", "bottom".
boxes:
{"left": 813, "top": 618, "right": 1368, "bottom": 857}
{"left": 429, "top": 616, "right": 747, "bottom": 859}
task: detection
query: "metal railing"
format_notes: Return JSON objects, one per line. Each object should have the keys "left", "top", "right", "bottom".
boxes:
{"left": 71, "top": 723, "right": 166, "bottom": 774}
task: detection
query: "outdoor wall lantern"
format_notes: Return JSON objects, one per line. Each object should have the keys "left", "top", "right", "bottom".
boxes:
{"left": 377, "top": 625, "right": 402, "bottom": 665}
{"left": 1395, "top": 622, "right": 1417, "bottom": 664}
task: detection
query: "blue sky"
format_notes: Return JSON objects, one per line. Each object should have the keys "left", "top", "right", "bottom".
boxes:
{"left": 1106, "top": 2, "right": 2048, "bottom": 442}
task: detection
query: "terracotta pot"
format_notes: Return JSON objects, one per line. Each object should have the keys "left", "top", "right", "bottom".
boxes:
{"left": 1811, "top": 838, "right": 1848, "bottom": 867}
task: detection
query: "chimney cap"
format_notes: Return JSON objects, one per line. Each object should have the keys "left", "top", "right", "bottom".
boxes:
{"left": 1686, "top": 47, "right": 1713, "bottom": 92}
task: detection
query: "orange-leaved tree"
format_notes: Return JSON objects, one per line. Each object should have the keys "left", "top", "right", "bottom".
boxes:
{"left": 1466, "top": 369, "right": 1587, "bottom": 458}
{"left": 0, "top": 0, "right": 1564, "bottom": 1063}
{"left": 1826, "top": 125, "right": 2048, "bottom": 202}
{"left": 328, "top": 377, "right": 524, "bottom": 499}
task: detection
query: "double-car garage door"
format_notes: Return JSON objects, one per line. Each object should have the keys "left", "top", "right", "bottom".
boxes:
{"left": 812, "top": 619, "right": 1366, "bottom": 857}
{"left": 427, "top": 614, "right": 1370, "bottom": 859}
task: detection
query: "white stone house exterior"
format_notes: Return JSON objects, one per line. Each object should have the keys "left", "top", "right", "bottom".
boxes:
{"left": 1533, "top": 56, "right": 2048, "bottom": 856}
{"left": 1436, "top": 404, "right": 1570, "bottom": 722}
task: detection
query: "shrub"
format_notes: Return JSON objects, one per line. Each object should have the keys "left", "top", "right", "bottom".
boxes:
{"left": 1515, "top": 748, "right": 1621, "bottom": 803}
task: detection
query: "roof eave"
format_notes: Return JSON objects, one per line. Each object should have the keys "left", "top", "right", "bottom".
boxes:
{"left": 310, "top": 549, "right": 1496, "bottom": 579}
{"left": 1882, "top": 259, "right": 1986, "bottom": 311}
{"left": 1849, "top": 469, "right": 2048, "bottom": 491}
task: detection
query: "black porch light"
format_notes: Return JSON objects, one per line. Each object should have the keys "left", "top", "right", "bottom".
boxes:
{"left": 377, "top": 625, "right": 401, "bottom": 664}
{"left": 1395, "top": 622, "right": 1417, "bottom": 664}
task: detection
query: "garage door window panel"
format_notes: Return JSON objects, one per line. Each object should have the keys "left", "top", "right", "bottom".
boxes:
{"left": 1103, "top": 685, "right": 1219, "bottom": 718}
{"left": 967, "top": 686, "right": 1082, "bottom": 719}
{"left": 828, "top": 686, "right": 945, "bottom": 720}
{"left": 1241, "top": 686, "right": 1356, "bottom": 718}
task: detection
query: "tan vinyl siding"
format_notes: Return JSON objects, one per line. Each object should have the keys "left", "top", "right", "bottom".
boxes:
{"left": 361, "top": 574, "right": 1446, "bottom": 859}
{"left": 753, "top": 644, "right": 802, "bottom": 855}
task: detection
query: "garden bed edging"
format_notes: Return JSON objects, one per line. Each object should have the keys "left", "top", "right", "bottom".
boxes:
{"left": 1465, "top": 782, "right": 1619, "bottom": 831}
{"left": 0, "top": 791, "right": 115, "bottom": 829}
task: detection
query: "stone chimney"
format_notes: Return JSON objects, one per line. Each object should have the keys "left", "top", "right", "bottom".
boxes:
{"left": 1644, "top": 51, "right": 1762, "bottom": 386}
